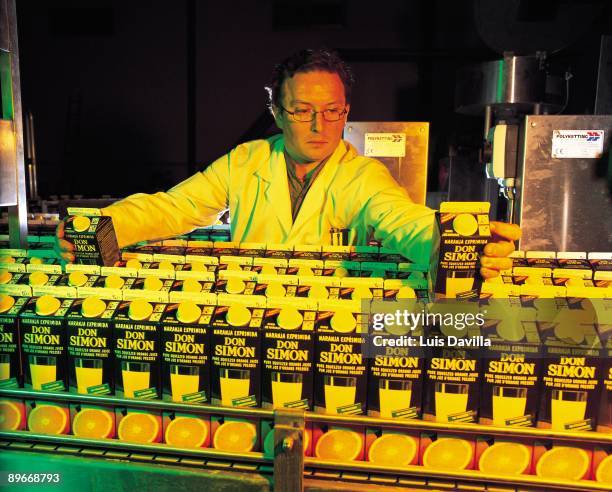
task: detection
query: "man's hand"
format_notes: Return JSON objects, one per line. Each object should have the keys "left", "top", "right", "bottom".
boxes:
{"left": 54, "top": 220, "right": 75, "bottom": 263}
{"left": 480, "top": 221, "right": 521, "bottom": 279}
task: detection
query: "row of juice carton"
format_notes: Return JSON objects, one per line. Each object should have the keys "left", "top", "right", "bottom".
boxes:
{"left": 0, "top": 291, "right": 610, "bottom": 433}
{"left": 2, "top": 397, "right": 611, "bottom": 484}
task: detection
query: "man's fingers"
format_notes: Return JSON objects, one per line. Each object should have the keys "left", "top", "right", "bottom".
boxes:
{"left": 480, "top": 256, "right": 512, "bottom": 271}
{"left": 490, "top": 221, "right": 521, "bottom": 242}
{"left": 61, "top": 252, "right": 75, "bottom": 263}
{"left": 58, "top": 238, "right": 74, "bottom": 252}
{"left": 484, "top": 240, "right": 515, "bottom": 258}
{"left": 480, "top": 266, "right": 500, "bottom": 279}
{"left": 56, "top": 220, "right": 65, "bottom": 239}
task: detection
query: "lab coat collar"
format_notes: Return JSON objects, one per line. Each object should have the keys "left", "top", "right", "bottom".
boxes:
{"left": 254, "top": 136, "right": 357, "bottom": 240}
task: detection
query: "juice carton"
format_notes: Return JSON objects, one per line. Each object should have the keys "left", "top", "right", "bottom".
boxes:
{"left": 63, "top": 208, "right": 120, "bottom": 266}
{"left": 25, "top": 257, "right": 62, "bottom": 275}
{"left": 0, "top": 296, "right": 28, "bottom": 388}
{"left": 211, "top": 414, "right": 259, "bottom": 452}
{"left": 537, "top": 313, "right": 604, "bottom": 431}
{"left": 365, "top": 427, "right": 419, "bottom": 466}
{"left": 596, "top": 321, "right": 612, "bottom": 433}
{"left": 292, "top": 245, "right": 321, "bottom": 261}
{"left": 261, "top": 297, "right": 317, "bottom": 410}
{"left": 379, "top": 248, "right": 411, "bottom": 264}
{"left": 590, "top": 253, "right": 612, "bottom": 289}
{"left": 524, "top": 251, "right": 558, "bottom": 276}
{"left": 76, "top": 274, "right": 127, "bottom": 301}
{"left": 161, "top": 294, "right": 216, "bottom": 403}
{"left": 171, "top": 270, "right": 215, "bottom": 295}
{"left": 264, "top": 243, "right": 293, "bottom": 260}
{"left": 296, "top": 275, "right": 341, "bottom": 300}
{"left": 0, "top": 248, "right": 28, "bottom": 273}
{"left": 238, "top": 242, "right": 266, "bottom": 258}
{"left": 71, "top": 404, "right": 116, "bottom": 439}
{"left": 112, "top": 299, "right": 165, "bottom": 399}
{"left": 252, "top": 257, "right": 288, "bottom": 276}
{"left": 359, "top": 261, "right": 397, "bottom": 279}
{"left": 153, "top": 244, "right": 186, "bottom": 265}
{"left": 321, "top": 259, "right": 360, "bottom": 277}
{"left": 422, "top": 301, "right": 481, "bottom": 423}
{"left": 350, "top": 246, "right": 378, "bottom": 263}
{"left": 478, "top": 297, "right": 542, "bottom": 426}
{"left": 66, "top": 298, "right": 118, "bottom": 396}
{"left": 218, "top": 255, "right": 253, "bottom": 272}
{"left": 115, "top": 407, "right": 162, "bottom": 443}
{"left": 287, "top": 258, "right": 324, "bottom": 276}
{"left": 314, "top": 299, "right": 368, "bottom": 415}
{"left": 429, "top": 202, "right": 491, "bottom": 299}
{"left": 210, "top": 294, "right": 265, "bottom": 407}
{"left": 339, "top": 277, "right": 383, "bottom": 301}
{"left": 163, "top": 411, "right": 210, "bottom": 448}
{"left": 553, "top": 252, "right": 593, "bottom": 287}
{"left": 367, "top": 299, "right": 425, "bottom": 419}
{"left": 321, "top": 245, "right": 352, "bottom": 262}
{"left": 254, "top": 273, "right": 298, "bottom": 298}
{"left": 211, "top": 241, "right": 239, "bottom": 257}
{"left": 20, "top": 296, "right": 74, "bottom": 392}
{"left": 215, "top": 270, "right": 258, "bottom": 295}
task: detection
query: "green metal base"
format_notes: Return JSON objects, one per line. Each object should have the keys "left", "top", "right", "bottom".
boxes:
{"left": 0, "top": 449, "right": 271, "bottom": 492}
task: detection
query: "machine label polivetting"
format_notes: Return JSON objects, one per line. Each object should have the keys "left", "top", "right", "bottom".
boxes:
{"left": 20, "top": 297, "right": 74, "bottom": 392}
{"left": 113, "top": 300, "right": 164, "bottom": 399}
{"left": 161, "top": 295, "right": 215, "bottom": 403}
{"left": 262, "top": 297, "right": 317, "bottom": 410}
{"left": 210, "top": 294, "right": 265, "bottom": 407}
{"left": 314, "top": 299, "right": 368, "bottom": 415}
{"left": 66, "top": 298, "right": 118, "bottom": 396}
{"left": 0, "top": 296, "right": 28, "bottom": 388}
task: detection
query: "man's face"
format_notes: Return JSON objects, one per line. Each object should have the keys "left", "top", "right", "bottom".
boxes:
{"left": 274, "top": 70, "right": 350, "bottom": 164}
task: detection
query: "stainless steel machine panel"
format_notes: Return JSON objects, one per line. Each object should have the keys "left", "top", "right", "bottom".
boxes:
{"left": 344, "top": 122, "right": 429, "bottom": 205}
{"left": 518, "top": 115, "right": 612, "bottom": 251}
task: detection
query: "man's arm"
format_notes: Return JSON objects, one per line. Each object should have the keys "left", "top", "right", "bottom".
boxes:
{"left": 55, "top": 152, "right": 231, "bottom": 261}
{"left": 103, "top": 153, "right": 230, "bottom": 248}
{"left": 351, "top": 160, "right": 519, "bottom": 276}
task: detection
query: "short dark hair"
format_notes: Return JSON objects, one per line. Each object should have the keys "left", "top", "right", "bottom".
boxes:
{"left": 266, "top": 48, "right": 355, "bottom": 110}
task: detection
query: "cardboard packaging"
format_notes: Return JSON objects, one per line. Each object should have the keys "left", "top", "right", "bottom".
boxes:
{"left": 20, "top": 296, "right": 74, "bottom": 392}
{"left": 367, "top": 300, "right": 425, "bottom": 419}
{"left": 478, "top": 298, "right": 542, "bottom": 426}
{"left": 429, "top": 202, "right": 491, "bottom": 299}
{"left": 314, "top": 299, "right": 368, "bottom": 415}
{"left": 113, "top": 299, "right": 165, "bottom": 399}
{"left": 161, "top": 294, "right": 216, "bottom": 403}
{"left": 64, "top": 208, "right": 120, "bottom": 266}
{"left": 66, "top": 298, "right": 118, "bottom": 396}
{"left": 261, "top": 297, "right": 317, "bottom": 410}
{"left": 0, "top": 296, "right": 29, "bottom": 388}
{"left": 537, "top": 312, "right": 604, "bottom": 432}
{"left": 210, "top": 294, "right": 265, "bottom": 407}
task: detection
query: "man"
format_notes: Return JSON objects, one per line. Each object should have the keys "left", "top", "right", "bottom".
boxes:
{"left": 56, "top": 48, "right": 519, "bottom": 276}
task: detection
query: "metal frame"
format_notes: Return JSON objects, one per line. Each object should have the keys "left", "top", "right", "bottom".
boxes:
{"left": 0, "top": 0, "right": 28, "bottom": 247}
{"left": 2, "top": 388, "right": 610, "bottom": 491}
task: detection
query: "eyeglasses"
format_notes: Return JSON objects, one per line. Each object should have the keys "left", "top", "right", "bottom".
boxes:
{"left": 279, "top": 105, "right": 347, "bottom": 122}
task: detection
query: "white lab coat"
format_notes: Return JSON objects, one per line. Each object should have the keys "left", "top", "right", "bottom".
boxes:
{"left": 102, "top": 135, "right": 435, "bottom": 265}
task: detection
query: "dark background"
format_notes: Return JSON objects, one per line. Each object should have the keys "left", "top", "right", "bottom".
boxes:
{"left": 15, "top": 0, "right": 612, "bottom": 199}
